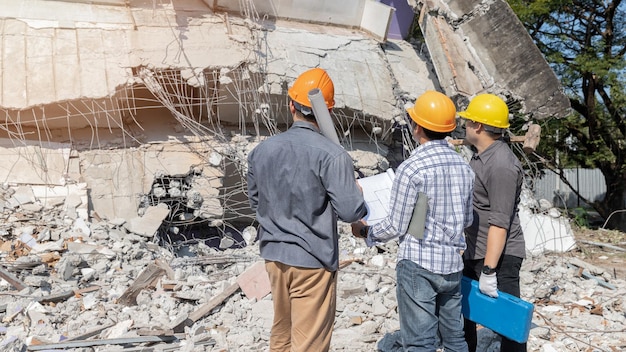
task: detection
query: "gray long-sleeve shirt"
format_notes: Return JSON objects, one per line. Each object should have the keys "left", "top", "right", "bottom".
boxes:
{"left": 247, "top": 121, "right": 367, "bottom": 271}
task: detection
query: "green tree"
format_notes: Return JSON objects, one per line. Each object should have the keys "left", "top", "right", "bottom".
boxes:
{"left": 507, "top": 0, "right": 626, "bottom": 230}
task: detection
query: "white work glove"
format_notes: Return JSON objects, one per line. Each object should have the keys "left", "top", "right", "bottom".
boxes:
{"left": 479, "top": 272, "right": 499, "bottom": 298}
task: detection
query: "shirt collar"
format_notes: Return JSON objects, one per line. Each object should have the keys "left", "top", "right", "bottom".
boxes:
{"left": 291, "top": 120, "right": 321, "bottom": 133}
{"left": 412, "top": 139, "right": 453, "bottom": 155}
{"left": 474, "top": 138, "right": 506, "bottom": 163}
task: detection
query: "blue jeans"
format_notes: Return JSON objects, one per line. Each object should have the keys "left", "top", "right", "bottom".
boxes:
{"left": 396, "top": 259, "right": 468, "bottom": 352}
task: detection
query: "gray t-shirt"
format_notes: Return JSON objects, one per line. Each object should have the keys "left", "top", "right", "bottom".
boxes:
{"left": 464, "top": 139, "right": 526, "bottom": 260}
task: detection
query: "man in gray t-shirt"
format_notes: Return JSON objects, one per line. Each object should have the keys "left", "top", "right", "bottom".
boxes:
{"left": 458, "top": 93, "right": 527, "bottom": 352}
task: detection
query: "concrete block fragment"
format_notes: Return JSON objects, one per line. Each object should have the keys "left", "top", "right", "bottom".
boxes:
{"left": 72, "top": 218, "right": 91, "bottom": 237}
{"left": 55, "top": 254, "right": 82, "bottom": 281}
{"left": 102, "top": 319, "right": 134, "bottom": 339}
{"left": 124, "top": 204, "right": 170, "bottom": 238}
{"left": 82, "top": 293, "right": 98, "bottom": 310}
{"left": 519, "top": 205, "right": 576, "bottom": 255}
{"left": 36, "top": 228, "right": 51, "bottom": 242}
{"left": 241, "top": 226, "right": 257, "bottom": 246}
{"left": 370, "top": 255, "right": 386, "bottom": 268}
{"left": 9, "top": 186, "right": 36, "bottom": 208}
{"left": 226, "top": 331, "right": 255, "bottom": 349}
{"left": 19, "top": 228, "right": 37, "bottom": 249}
{"left": 218, "top": 236, "right": 234, "bottom": 250}
{"left": 66, "top": 242, "right": 115, "bottom": 259}
{"left": 235, "top": 261, "right": 270, "bottom": 301}
{"left": 80, "top": 268, "right": 96, "bottom": 283}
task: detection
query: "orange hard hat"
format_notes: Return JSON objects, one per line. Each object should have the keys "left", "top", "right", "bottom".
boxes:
{"left": 406, "top": 91, "right": 457, "bottom": 132}
{"left": 288, "top": 68, "right": 335, "bottom": 110}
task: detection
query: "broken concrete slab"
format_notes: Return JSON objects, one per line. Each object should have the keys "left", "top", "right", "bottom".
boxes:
{"left": 518, "top": 189, "right": 577, "bottom": 255}
{"left": 417, "top": 0, "right": 570, "bottom": 119}
{"left": 0, "top": 141, "right": 71, "bottom": 186}
{"left": 0, "top": 1, "right": 249, "bottom": 109}
{"left": 30, "top": 183, "right": 87, "bottom": 210}
{"left": 259, "top": 20, "right": 400, "bottom": 122}
{"left": 124, "top": 204, "right": 169, "bottom": 238}
{"left": 383, "top": 39, "right": 440, "bottom": 100}
{"left": 520, "top": 206, "right": 577, "bottom": 255}
{"left": 213, "top": 0, "right": 395, "bottom": 41}
{"left": 6, "top": 186, "right": 37, "bottom": 209}
{"left": 418, "top": 7, "right": 485, "bottom": 97}
{"left": 235, "top": 261, "right": 271, "bottom": 301}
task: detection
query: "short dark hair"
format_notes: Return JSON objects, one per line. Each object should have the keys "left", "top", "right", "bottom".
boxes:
{"left": 483, "top": 126, "right": 505, "bottom": 137}
{"left": 291, "top": 100, "right": 317, "bottom": 121}
{"left": 407, "top": 117, "right": 448, "bottom": 140}
{"left": 422, "top": 126, "right": 448, "bottom": 140}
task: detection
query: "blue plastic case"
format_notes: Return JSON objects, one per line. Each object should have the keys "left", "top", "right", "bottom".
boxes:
{"left": 461, "top": 276, "right": 534, "bottom": 343}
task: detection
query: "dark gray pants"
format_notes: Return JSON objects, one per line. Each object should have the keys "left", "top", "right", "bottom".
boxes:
{"left": 463, "top": 255, "right": 527, "bottom": 352}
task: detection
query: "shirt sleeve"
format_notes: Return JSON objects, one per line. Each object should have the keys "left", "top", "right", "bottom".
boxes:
{"left": 464, "top": 172, "right": 475, "bottom": 228}
{"left": 321, "top": 152, "right": 367, "bottom": 222}
{"left": 367, "top": 162, "right": 420, "bottom": 246}
{"left": 246, "top": 152, "right": 258, "bottom": 212}
{"left": 486, "top": 164, "right": 520, "bottom": 229}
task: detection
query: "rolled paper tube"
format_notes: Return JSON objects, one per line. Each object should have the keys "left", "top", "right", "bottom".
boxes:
{"left": 308, "top": 88, "right": 340, "bottom": 145}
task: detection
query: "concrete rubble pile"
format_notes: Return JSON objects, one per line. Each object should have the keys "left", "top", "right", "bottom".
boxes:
{"left": 1, "top": 182, "right": 626, "bottom": 352}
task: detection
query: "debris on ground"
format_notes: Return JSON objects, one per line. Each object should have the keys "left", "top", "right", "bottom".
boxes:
{"left": 1, "top": 186, "right": 626, "bottom": 351}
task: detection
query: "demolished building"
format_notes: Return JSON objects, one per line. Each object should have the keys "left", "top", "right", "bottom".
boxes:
{"left": 4, "top": 0, "right": 619, "bottom": 351}
{"left": 0, "top": 0, "right": 572, "bottom": 251}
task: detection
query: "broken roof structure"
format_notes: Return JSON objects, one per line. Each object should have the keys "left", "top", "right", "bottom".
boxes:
{"left": 0, "top": 0, "right": 577, "bottom": 257}
{"left": 0, "top": 0, "right": 433, "bottom": 224}
{"left": 0, "top": 0, "right": 569, "bottom": 216}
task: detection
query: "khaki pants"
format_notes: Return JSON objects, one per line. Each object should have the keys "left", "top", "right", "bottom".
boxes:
{"left": 265, "top": 261, "right": 337, "bottom": 352}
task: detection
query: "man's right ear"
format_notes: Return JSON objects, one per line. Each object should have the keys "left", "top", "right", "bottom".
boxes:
{"left": 289, "top": 100, "right": 296, "bottom": 114}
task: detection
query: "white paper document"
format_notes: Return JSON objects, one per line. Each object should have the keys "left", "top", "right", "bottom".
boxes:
{"left": 356, "top": 169, "right": 395, "bottom": 225}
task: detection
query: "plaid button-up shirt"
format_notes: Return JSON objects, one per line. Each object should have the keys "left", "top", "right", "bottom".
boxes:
{"left": 367, "top": 139, "right": 475, "bottom": 274}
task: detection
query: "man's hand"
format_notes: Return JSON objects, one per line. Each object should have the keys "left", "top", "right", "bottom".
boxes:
{"left": 351, "top": 220, "right": 368, "bottom": 239}
{"left": 479, "top": 272, "right": 499, "bottom": 298}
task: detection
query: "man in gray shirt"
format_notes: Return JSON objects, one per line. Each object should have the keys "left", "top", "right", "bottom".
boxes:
{"left": 247, "top": 68, "right": 367, "bottom": 352}
{"left": 458, "top": 93, "right": 527, "bottom": 352}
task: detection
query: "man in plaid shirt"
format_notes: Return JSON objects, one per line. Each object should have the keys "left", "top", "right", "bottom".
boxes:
{"left": 352, "top": 91, "right": 474, "bottom": 352}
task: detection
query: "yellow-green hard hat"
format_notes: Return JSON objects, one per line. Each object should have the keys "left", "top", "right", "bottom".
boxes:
{"left": 458, "top": 93, "right": 510, "bottom": 129}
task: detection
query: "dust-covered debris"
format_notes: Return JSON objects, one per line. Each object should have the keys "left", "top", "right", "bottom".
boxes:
{"left": 1, "top": 184, "right": 626, "bottom": 351}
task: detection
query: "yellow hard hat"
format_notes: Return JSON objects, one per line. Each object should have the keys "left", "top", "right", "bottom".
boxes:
{"left": 406, "top": 91, "right": 457, "bottom": 133}
{"left": 288, "top": 68, "right": 335, "bottom": 110}
{"left": 458, "top": 93, "right": 510, "bottom": 129}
